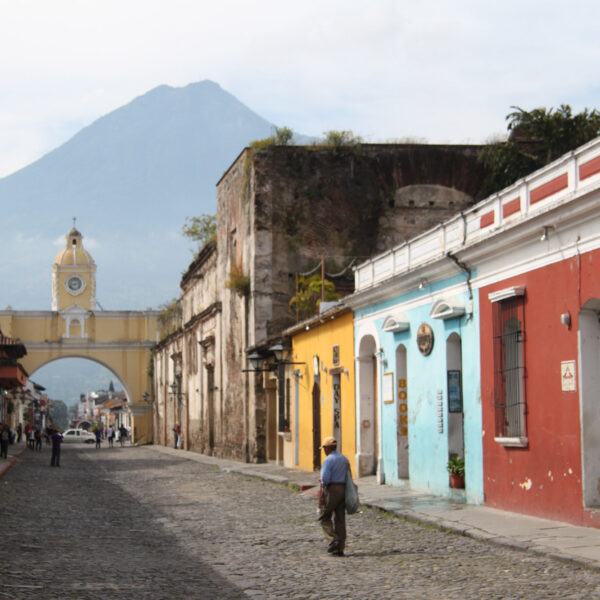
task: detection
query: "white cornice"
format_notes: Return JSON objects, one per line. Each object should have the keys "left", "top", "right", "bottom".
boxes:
{"left": 353, "top": 280, "right": 471, "bottom": 325}
{"left": 349, "top": 188, "right": 600, "bottom": 312}
{"left": 488, "top": 286, "right": 526, "bottom": 303}
{"left": 430, "top": 297, "right": 466, "bottom": 319}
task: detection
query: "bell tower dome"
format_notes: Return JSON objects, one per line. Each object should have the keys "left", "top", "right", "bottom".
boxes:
{"left": 52, "top": 224, "right": 97, "bottom": 312}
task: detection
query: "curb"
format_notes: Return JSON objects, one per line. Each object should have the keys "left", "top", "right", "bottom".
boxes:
{"left": 0, "top": 445, "right": 26, "bottom": 478}
{"left": 0, "top": 457, "right": 17, "bottom": 477}
{"left": 359, "top": 501, "right": 600, "bottom": 571}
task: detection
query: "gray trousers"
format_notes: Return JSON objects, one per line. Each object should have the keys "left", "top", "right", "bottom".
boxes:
{"left": 318, "top": 483, "right": 346, "bottom": 551}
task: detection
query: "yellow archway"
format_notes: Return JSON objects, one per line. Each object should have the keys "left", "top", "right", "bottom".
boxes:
{"left": 0, "top": 227, "right": 160, "bottom": 443}
{"left": 0, "top": 307, "right": 159, "bottom": 444}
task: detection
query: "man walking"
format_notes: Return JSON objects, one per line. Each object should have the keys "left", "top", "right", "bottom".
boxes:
{"left": 318, "top": 436, "right": 349, "bottom": 557}
{"left": 50, "top": 429, "right": 63, "bottom": 467}
{"left": 0, "top": 424, "right": 9, "bottom": 459}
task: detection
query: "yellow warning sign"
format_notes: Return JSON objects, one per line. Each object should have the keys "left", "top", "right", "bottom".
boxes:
{"left": 561, "top": 360, "right": 577, "bottom": 392}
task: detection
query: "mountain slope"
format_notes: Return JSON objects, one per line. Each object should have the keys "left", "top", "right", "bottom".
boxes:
{"left": 0, "top": 80, "right": 284, "bottom": 309}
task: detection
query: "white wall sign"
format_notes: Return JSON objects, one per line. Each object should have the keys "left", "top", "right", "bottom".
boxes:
{"left": 561, "top": 360, "right": 577, "bottom": 392}
{"left": 383, "top": 372, "right": 394, "bottom": 404}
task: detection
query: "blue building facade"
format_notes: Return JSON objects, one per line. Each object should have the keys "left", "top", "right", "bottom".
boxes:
{"left": 350, "top": 273, "right": 484, "bottom": 504}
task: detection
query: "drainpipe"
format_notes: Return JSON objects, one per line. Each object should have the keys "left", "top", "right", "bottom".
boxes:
{"left": 446, "top": 252, "right": 473, "bottom": 319}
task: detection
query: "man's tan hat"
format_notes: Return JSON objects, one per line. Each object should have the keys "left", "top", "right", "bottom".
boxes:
{"left": 320, "top": 436, "right": 337, "bottom": 448}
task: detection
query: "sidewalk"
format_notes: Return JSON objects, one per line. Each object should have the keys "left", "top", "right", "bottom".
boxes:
{"left": 0, "top": 441, "right": 27, "bottom": 478}
{"left": 149, "top": 445, "right": 600, "bottom": 570}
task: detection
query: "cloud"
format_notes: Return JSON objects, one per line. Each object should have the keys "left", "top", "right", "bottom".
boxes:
{"left": 0, "top": 0, "right": 599, "bottom": 176}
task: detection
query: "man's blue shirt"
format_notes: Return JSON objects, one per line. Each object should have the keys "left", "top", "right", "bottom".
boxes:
{"left": 320, "top": 450, "right": 349, "bottom": 485}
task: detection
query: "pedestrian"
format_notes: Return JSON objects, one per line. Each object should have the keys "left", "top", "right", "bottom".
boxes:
{"left": 95, "top": 429, "right": 102, "bottom": 449}
{"left": 16, "top": 423, "right": 22, "bottom": 443}
{"left": 50, "top": 429, "right": 63, "bottom": 467}
{"left": 34, "top": 428, "right": 42, "bottom": 451}
{"left": 0, "top": 424, "right": 9, "bottom": 459}
{"left": 27, "top": 426, "right": 35, "bottom": 450}
{"left": 118, "top": 424, "right": 127, "bottom": 447}
{"left": 107, "top": 425, "right": 115, "bottom": 448}
{"left": 173, "top": 424, "right": 181, "bottom": 449}
{"left": 318, "top": 436, "right": 349, "bottom": 557}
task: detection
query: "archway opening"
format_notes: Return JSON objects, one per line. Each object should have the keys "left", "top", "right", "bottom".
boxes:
{"left": 578, "top": 299, "right": 600, "bottom": 508}
{"left": 31, "top": 357, "right": 128, "bottom": 431}
{"left": 446, "top": 333, "right": 464, "bottom": 466}
{"left": 357, "top": 335, "right": 377, "bottom": 477}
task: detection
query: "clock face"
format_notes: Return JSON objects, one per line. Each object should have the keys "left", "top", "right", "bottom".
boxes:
{"left": 66, "top": 276, "right": 84, "bottom": 294}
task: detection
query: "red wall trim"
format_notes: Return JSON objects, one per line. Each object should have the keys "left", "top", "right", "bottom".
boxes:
{"left": 579, "top": 155, "right": 600, "bottom": 181}
{"left": 530, "top": 173, "right": 568, "bottom": 205}
{"left": 480, "top": 211, "right": 495, "bottom": 229}
{"left": 502, "top": 197, "right": 521, "bottom": 218}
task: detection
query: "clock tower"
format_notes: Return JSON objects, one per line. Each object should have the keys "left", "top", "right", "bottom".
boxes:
{"left": 52, "top": 226, "right": 96, "bottom": 326}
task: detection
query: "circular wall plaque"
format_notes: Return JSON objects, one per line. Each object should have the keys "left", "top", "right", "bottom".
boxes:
{"left": 416, "top": 323, "right": 434, "bottom": 356}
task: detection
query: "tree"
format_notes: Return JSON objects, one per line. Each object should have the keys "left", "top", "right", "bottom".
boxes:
{"left": 507, "top": 105, "right": 600, "bottom": 163}
{"left": 289, "top": 274, "right": 339, "bottom": 321}
{"left": 271, "top": 126, "right": 293, "bottom": 145}
{"left": 322, "top": 130, "right": 362, "bottom": 148}
{"left": 479, "top": 104, "right": 600, "bottom": 195}
{"left": 182, "top": 214, "right": 216, "bottom": 251}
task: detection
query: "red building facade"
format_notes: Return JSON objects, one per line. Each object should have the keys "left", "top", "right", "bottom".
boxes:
{"left": 478, "top": 139, "right": 600, "bottom": 526}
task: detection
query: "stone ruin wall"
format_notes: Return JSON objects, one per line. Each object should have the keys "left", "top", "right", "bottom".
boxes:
{"left": 178, "top": 143, "right": 490, "bottom": 462}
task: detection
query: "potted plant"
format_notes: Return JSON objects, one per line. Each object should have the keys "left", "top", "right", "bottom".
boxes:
{"left": 447, "top": 456, "right": 465, "bottom": 489}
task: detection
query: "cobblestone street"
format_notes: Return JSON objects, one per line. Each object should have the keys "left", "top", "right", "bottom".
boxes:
{"left": 2, "top": 446, "right": 600, "bottom": 599}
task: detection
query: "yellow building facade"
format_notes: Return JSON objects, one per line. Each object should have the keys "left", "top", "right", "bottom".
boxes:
{"left": 284, "top": 307, "right": 356, "bottom": 476}
{"left": 0, "top": 227, "right": 160, "bottom": 443}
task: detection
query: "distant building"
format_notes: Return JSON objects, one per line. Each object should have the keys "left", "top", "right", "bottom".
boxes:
{"left": 0, "top": 331, "right": 28, "bottom": 427}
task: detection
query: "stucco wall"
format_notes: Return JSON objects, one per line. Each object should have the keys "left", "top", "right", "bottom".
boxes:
{"left": 290, "top": 311, "right": 356, "bottom": 476}
{"left": 480, "top": 249, "right": 600, "bottom": 526}
{"left": 354, "top": 275, "right": 484, "bottom": 502}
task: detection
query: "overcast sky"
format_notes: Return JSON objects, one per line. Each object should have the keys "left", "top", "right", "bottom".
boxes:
{"left": 1, "top": 0, "right": 599, "bottom": 178}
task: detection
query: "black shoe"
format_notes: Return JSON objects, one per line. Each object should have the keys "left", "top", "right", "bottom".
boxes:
{"left": 332, "top": 549, "right": 344, "bottom": 557}
{"left": 327, "top": 541, "right": 339, "bottom": 553}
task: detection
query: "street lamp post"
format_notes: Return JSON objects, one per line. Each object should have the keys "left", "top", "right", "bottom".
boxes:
{"left": 244, "top": 344, "right": 304, "bottom": 434}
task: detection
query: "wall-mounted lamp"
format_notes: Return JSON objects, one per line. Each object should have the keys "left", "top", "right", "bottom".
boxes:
{"left": 540, "top": 225, "right": 555, "bottom": 242}
{"left": 243, "top": 351, "right": 274, "bottom": 373}
{"left": 243, "top": 344, "right": 306, "bottom": 373}
{"left": 141, "top": 392, "right": 151, "bottom": 403}
{"left": 270, "top": 343, "right": 291, "bottom": 363}
{"left": 560, "top": 312, "right": 571, "bottom": 330}
{"left": 169, "top": 381, "right": 186, "bottom": 400}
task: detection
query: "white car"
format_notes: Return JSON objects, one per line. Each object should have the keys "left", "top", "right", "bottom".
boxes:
{"left": 61, "top": 429, "right": 96, "bottom": 444}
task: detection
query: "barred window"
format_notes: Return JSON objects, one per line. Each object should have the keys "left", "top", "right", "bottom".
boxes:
{"left": 492, "top": 295, "right": 526, "bottom": 440}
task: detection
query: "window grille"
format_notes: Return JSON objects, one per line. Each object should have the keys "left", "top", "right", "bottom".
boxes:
{"left": 492, "top": 296, "right": 526, "bottom": 438}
